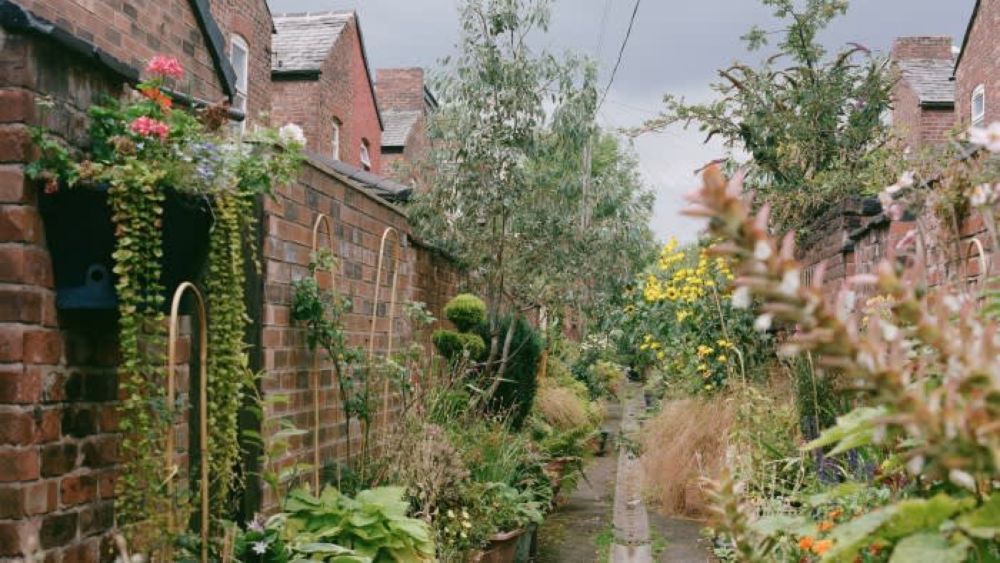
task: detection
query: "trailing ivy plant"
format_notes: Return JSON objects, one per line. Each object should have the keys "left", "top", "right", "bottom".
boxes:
{"left": 28, "top": 55, "right": 304, "bottom": 553}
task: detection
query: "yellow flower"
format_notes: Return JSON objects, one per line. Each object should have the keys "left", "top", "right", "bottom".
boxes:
{"left": 716, "top": 355, "right": 728, "bottom": 362}
{"left": 656, "top": 351, "right": 665, "bottom": 360}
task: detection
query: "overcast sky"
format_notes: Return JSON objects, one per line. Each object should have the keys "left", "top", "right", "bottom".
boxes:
{"left": 266, "top": 0, "right": 974, "bottom": 242}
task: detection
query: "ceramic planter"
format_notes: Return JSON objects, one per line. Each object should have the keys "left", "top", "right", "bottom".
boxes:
{"left": 39, "top": 185, "right": 212, "bottom": 310}
{"left": 476, "top": 528, "right": 526, "bottom": 563}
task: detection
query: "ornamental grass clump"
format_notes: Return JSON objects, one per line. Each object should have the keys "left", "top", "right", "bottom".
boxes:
{"left": 687, "top": 164, "right": 1000, "bottom": 561}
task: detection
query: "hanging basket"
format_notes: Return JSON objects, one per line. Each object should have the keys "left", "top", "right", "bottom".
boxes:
{"left": 39, "top": 184, "right": 212, "bottom": 310}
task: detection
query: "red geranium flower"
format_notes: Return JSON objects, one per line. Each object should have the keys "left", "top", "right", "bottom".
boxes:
{"left": 146, "top": 56, "right": 184, "bottom": 79}
{"left": 129, "top": 116, "right": 170, "bottom": 140}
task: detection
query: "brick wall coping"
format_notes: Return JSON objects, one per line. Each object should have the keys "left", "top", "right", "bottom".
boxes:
{"left": 0, "top": 0, "right": 246, "bottom": 120}
{"left": 798, "top": 195, "right": 882, "bottom": 249}
{"left": 304, "top": 154, "right": 409, "bottom": 218}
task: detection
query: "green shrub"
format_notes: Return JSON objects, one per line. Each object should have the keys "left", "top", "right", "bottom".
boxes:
{"left": 443, "top": 293, "right": 486, "bottom": 332}
{"left": 432, "top": 330, "right": 486, "bottom": 362}
{"left": 475, "top": 315, "right": 543, "bottom": 430}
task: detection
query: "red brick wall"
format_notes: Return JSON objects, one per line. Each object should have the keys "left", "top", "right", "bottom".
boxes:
{"left": 892, "top": 36, "right": 953, "bottom": 60}
{"left": 272, "top": 16, "right": 384, "bottom": 173}
{"left": 891, "top": 77, "right": 924, "bottom": 150}
{"left": 13, "top": 0, "right": 273, "bottom": 125}
{"left": 256, "top": 157, "right": 461, "bottom": 509}
{"left": 956, "top": 0, "right": 1000, "bottom": 127}
{"left": 890, "top": 37, "right": 956, "bottom": 150}
{"left": 0, "top": 1, "right": 268, "bottom": 557}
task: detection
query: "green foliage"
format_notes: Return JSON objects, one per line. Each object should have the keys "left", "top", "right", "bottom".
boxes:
{"left": 474, "top": 315, "right": 543, "bottom": 429}
{"left": 431, "top": 330, "right": 486, "bottom": 362}
{"left": 443, "top": 293, "right": 486, "bottom": 332}
{"left": 643, "top": 0, "right": 897, "bottom": 234}
{"left": 280, "top": 486, "right": 436, "bottom": 562}
{"left": 292, "top": 252, "right": 368, "bottom": 469}
{"left": 28, "top": 66, "right": 303, "bottom": 551}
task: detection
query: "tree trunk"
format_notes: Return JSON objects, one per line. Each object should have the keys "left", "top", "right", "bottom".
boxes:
{"left": 487, "top": 314, "right": 518, "bottom": 399}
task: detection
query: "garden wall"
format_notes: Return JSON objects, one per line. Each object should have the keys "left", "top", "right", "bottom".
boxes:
{"left": 253, "top": 157, "right": 464, "bottom": 510}
{"left": 0, "top": 11, "right": 464, "bottom": 559}
{"left": 798, "top": 198, "right": 994, "bottom": 311}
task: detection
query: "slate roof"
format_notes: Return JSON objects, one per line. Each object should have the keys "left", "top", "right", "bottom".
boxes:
{"left": 381, "top": 110, "right": 422, "bottom": 147}
{"left": 898, "top": 58, "right": 955, "bottom": 105}
{"left": 307, "top": 152, "right": 412, "bottom": 202}
{"left": 272, "top": 12, "right": 351, "bottom": 73}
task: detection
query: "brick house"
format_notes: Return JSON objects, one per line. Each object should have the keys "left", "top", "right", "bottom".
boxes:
{"left": 375, "top": 68, "right": 437, "bottom": 187}
{"left": 954, "top": 0, "right": 1000, "bottom": 128}
{"left": 271, "top": 11, "right": 384, "bottom": 174}
{"left": 0, "top": 0, "right": 273, "bottom": 559}
{"left": 890, "top": 37, "right": 956, "bottom": 151}
{"left": 0, "top": 0, "right": 462, "bottom": 559}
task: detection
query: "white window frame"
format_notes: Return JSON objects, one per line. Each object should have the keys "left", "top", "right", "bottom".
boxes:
{"left": 360, "top": 140, "right": 372, "bottom": 170}
{"left": 972, "top": 84, "right": 985, "bottom": 127}
{"left": 331, "top": 119, "right": 341, "bottom": 160}
{"left": 230, "top": 35, "right": 250, "bottom": 133}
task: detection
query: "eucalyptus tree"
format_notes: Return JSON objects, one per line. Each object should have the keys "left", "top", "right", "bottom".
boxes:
{"left": 413, "top": 0, "right": 654, "bottom": 388}
{"left": 642, "top": 0, "right": 897, "bottom": 235}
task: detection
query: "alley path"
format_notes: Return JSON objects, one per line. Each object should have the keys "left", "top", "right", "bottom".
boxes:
{"left": 534, "top": 399, "right": 622, "bottom": 562}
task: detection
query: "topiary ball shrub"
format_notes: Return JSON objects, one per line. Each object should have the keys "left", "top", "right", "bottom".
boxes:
{"left": 443, "top": 293, "right": 486, "bottom": 333}
{"left": 475, "top": 315, "right": 543, "bottom": 430}
{"left": 432, "top": 329, "right": 486, "bottom": 362}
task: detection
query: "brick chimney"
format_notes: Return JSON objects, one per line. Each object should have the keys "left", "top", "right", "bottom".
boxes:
{"left": 375, "top": 68, "right": 427, "bottom": 112}
{"left": 891, "top": 36, "right": 954, "bottom": 61}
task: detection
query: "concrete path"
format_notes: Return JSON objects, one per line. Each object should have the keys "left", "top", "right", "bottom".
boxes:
{"left": 610, "top": 384, "right": 652, "bottom": 563}
{"left": 534, "top": 400, "right": 621, "bottom": 562}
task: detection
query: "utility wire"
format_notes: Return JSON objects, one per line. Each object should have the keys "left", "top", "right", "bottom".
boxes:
{"left": 598, "top": 0, "right": 642, "bottom": 110}
{"left": 594, "top": 0, "right": 613, "bottom": 58}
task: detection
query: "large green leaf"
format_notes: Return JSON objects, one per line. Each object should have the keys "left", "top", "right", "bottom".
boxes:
{"left": 752, "top": 514, "right": 814, "bottom": 537}
{"left": 956, "top": 494, "right": 1000, "bottom": 540}
{"left": 887, "top": 533, "right": 969, "bottom": 563}
{"left": 880, "top": 494, "right": 973, "bottom": 541}
{"left": 803, "top": 406, "right": 887, "bottom": 456}
{"left": 822, "top": 506, "right": 896, "bottom": 562}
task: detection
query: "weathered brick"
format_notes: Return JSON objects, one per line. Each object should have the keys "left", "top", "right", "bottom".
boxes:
{"left": 0, "top": 447, "right": 40, "bottom": 481}
{"left": 23, "top": 329, "right": 62, "bottom": 364}
{"left": 0, "top": 409, "right": 35, "bottom": 445}
{"left": 39, "top": 510, "right": 77, "bottom": 549}
{"left": 0, "top": 125, "right": 33, "bottom": 164}
{"left": 0, "top": 165, "right": 32, "bottom": 204}
{"left": 40, "top": 442, "right": 77, "bottom": 477}
{"left": 0, "top": 89, "right": 35, "bottom": 123}
{"left": 59, "top": 473, "right": 97, "bottom": 506}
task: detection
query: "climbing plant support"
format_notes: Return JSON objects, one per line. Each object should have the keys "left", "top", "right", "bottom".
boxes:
{"left": 309, "top": 213, "right": 337, "bottom": 490}
{"left": 368, "top": 227, "right": 402, "bottom": 431}
{"left": 165, "top": 282, "right": 209, "bottom": 563}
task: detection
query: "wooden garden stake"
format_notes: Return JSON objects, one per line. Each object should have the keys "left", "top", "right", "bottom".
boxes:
{"left": 165, "top": 282, "right": 208, "bottom": 563}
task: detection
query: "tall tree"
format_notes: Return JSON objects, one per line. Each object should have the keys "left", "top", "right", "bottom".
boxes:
{"left": 643, "top": 0, "right": 896, "bottom": 235}
{"left": 413, "top": 0, "right": 654, "bottom": 387}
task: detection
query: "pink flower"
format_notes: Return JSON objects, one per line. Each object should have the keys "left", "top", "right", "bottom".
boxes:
{"left": 146, "top": 56, "right": 184, "bottom": 80}
{"left": 129, "top": 116, "right": 170, "bottom": 140}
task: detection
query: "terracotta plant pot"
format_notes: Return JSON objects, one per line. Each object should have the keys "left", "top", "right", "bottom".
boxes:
{"left": 477, "top": 529, "right": 525, "bottom": 563}
{"left": 542, "top": 456, "right": 578, "bottom": 498}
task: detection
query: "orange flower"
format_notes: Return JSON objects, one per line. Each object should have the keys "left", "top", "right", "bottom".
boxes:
{"left": 818, "top": 520, "right": 834, "bottom": 532}
{"left": 140, "top": 87, "right": 173, "bottom": 112}
{"left": 868, "top": 544, "right": 884, "bottom": 556}
{"left": 828, "top": 508, "right": 843, "bottom": 519}
{"left": 798, "top": 536, "right": 815, "bottom": 550}
{"left": 813, "top": 539, "right": 833, "bottom": 555}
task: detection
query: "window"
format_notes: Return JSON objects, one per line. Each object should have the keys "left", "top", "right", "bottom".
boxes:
{"left": 331, "top": 118, "right": 341, "bottom": 160}
{"left": 230, "top": 35, "right": 249, "bottom": 133}
{"left": 972, "top": 84, "right": 985, "bottom": 127}
{"left": 360, "top": 139, "right": 372, "bottom": 170}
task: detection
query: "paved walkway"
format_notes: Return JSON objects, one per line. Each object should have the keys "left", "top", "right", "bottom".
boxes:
{"left": 610, "top": 384, "right": 652, "bottom": 562}
{"left": 534, "top": 400, "right": 621, "bottom": 562}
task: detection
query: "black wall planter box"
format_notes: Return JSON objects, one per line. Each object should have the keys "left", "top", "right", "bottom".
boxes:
{"left": 39, "top": 185, "right": 212, "bottom": 310}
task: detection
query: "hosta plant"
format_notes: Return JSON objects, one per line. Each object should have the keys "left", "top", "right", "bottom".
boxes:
{"left": 688, "top": 164, "right": 999, "bottom": 562}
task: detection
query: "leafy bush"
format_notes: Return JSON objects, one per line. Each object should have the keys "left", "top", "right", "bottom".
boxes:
{"left": 449, "top": 420, "right": 534, "bottom": 486}
{"left": 475, "top": 315, "right": 543, "bottom": 429}
{"left": 443, "top": 293, "right": 487, "bottom": 332}
{"left": 279, "top": 486, "right": 436, "bottom": 562}
{"left": 431, "top": 330, "right": 486, "bottom": 362}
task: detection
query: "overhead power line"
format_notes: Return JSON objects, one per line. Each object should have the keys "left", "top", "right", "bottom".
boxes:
{"left": 598, "top": 0, "right": 642, "bottom": 110}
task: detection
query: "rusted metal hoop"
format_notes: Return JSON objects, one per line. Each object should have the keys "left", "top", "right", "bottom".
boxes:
{"left": 368, "top": 227, "right": 402, "bottom": 431}
{"left": 165, "top": 282, "right": 209, "bottom": 563}
{"left": 309, "top": 214, "right": 338, "bottom": 491}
